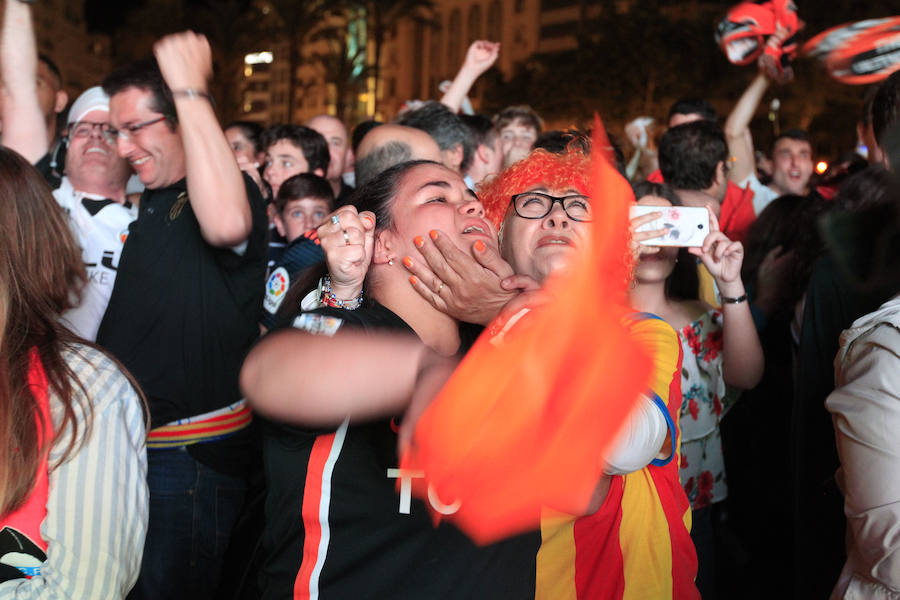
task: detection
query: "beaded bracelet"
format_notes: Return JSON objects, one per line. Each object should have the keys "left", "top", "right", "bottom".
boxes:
{"left": 320, "top": 275, "right": 364, "bottom": 310}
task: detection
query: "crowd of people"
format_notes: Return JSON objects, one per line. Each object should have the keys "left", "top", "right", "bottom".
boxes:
{"left": 1, "top": 0, "right": 899, "bottom": 598}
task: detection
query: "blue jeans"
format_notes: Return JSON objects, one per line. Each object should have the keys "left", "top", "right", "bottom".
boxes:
{"left": 130, "top": 447, "right": 248, "bottom": 600}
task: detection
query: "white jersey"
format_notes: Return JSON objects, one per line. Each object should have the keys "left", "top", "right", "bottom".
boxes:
{"left": 739, "top": 172, "right": 780, "bottom": 216}
{"left": 53, "top": 177, "right": 137, "bottom": 341}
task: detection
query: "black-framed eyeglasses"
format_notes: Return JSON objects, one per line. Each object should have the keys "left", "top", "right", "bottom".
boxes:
{"left": 106, "top": 115, "right": 167, "bottom": 142}
{"left": 69, "top": 120, "right": 115, "bottom": 141}
{"left": 510, "top": 191, "right": 592, "bottom": 222}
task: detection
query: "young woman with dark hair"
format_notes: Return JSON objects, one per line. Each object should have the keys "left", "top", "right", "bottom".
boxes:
{"left": 242, "top": 160, "right": 538, "bottom": 599}
{"left": 0, "top": 147, "right": 147, "bottom": 597}
{"left": 628, "top": 180, "right": 763, "bottom": 599}
{"left": 245, "top": 150, "right": 703, "bottom": 599}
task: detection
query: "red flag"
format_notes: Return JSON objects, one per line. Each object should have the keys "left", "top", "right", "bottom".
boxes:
{"left": 803, "top": 17, "right": 900, "bottom": 85}
{"left": 400, "top": 117, "right": 653, "bottom": 544}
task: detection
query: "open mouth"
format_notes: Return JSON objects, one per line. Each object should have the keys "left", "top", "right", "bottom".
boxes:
{"left": 462, "top": 225, "right": 486, "bottom": 235}
{"left": 131, "top": 156, "right": 150, "bottom": 166}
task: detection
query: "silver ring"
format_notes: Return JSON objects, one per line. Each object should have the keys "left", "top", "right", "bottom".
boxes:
{"left": 342, "top": 229, "right": 350, "bottom": 245}
{"left": 331, "top": 215, "right": 340, "bottom": 226}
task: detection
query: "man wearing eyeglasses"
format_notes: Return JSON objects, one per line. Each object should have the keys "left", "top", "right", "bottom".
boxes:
{"left": 95, "top": 32, "right": 267, "bottom": 600}
{"left": 51, "top": 86, "right": 136, "bottom": 341}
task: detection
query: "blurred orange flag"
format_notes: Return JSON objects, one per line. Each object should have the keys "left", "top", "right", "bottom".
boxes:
{"left": 400, "top": 117, "right": 653, "bottom": 544}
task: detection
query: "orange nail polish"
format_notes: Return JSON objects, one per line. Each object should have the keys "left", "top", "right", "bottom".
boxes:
{"left": 409, "top": 276, "right": 418, "bottom": 285}
{"left": 429, "top": 230, "right": 438, "bottom": 240}
{"left": 414, "top": 235, "right": 424, "bottom": 248}
{"left": 474, "top": 240, "right": 485, "bottom": 252}
{"left": 402, "top": 256, "right": 413, "bottom": 268}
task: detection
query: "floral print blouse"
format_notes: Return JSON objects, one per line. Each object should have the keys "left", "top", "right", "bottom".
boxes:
{"left": 677, "top": 309, "right": 733, "bottom": 510}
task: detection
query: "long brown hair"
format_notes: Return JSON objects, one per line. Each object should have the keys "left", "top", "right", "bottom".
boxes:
{"left": 0, "top": 147, "right": 90, "bottom": 517}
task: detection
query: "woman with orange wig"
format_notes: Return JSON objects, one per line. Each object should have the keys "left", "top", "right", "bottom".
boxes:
{"left": 406, "top": 145, "right": 700, "bottom": 600}
{"left": 244, "top": 137, "right": 702, "bottom": 597}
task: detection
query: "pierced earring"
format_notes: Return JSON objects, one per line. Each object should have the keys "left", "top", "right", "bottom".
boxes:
{"left": 388, "top": 258, "right": 394, "bottom": 266}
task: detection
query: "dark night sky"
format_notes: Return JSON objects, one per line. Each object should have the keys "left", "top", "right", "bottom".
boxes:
{"left": 83, "top": 0, "right": 900, "bottom": 34}
{"left": 83, "top": 0, "right": 209, "bottom": 33}
{"left": 83, "top": 0, "right": 133, "bottom": 33}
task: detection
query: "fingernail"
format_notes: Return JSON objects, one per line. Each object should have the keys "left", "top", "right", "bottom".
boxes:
{"left": 429, "top": 230, "right": 438, "bottom": 240}
{"left": 402, "top": 256, "right": 413, "bottom": 268}
{"left": 414, "top": 235, "right": 424, "bottom": 248}
{"left": 474, "top": 240, "right": 485, "bottom": 252}
{"left": 409, "top": 276, "right": 418, "bottom": 285}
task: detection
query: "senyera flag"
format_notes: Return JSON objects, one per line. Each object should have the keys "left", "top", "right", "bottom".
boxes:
{"left": 803, "top": 17, "right": 900, "bottom": 84}
{"left": 399, "top": 117, "right": 652, "bottom": 544}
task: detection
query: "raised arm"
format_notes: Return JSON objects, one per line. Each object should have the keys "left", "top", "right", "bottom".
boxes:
{"left": 723, "top": 71, "right": 769, "bottom": 185}
{"left": 0, "top": 0, "right": 48, "bottom": 163}
{"left": 154, "top": 32, "right": 251, "bottom": 247}
{"left": 690, "top": 209, "right": 764, "bottom": 389}
{"left": 440, "top": 41, "right": 499, "bottom": 114}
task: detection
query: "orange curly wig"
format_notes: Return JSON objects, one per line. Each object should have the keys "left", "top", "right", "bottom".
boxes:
{"left": 477, "top": 149, "right": 592, "bottom": 229}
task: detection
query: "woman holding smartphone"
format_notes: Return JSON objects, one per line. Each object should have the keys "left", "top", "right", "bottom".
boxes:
{"left": 628, "top": 180, "right": 763, "bottom": 599}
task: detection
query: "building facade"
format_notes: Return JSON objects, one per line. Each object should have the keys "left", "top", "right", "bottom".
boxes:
{"left": 31, "top": 0, "right": 112, "bottom": 102}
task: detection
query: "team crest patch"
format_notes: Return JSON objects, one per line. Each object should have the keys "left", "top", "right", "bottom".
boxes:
{"left": 263, "top": 267, "right": 289, "bottom": 314}
{"left": 119, "top": 229, "right": 129, "bottom": 244}
{"left": 291, "top": 313, "right": 344, "bottom": 337}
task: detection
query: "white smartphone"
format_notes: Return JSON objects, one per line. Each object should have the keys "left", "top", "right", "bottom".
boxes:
{"left": 630, "top": 205, "right": 710, "bottom": 247}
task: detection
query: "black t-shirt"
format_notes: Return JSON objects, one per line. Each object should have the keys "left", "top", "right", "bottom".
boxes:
{"left": 96, "top": 174, "right": 268, "bottom": 475}
{"left": 260, "top": 232, "right": 325, "bottom": 330}
{"left": 259, "top": 303, "right": 538, "bottom": 599}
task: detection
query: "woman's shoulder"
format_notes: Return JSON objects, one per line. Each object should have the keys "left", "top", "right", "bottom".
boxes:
{"left": 59, "top": 343, "right": 142, "bottom": 412}
{"left": 661, "top": 300, "right": 712, "bottom": 332}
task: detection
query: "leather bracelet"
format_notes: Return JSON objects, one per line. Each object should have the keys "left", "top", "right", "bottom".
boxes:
{"left": 721, "top": 293, "right": 748, "bottom": 304}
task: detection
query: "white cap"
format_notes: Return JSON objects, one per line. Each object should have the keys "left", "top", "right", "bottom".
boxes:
{"left": 67, "top": 86, "right": 109, "bottom": 125}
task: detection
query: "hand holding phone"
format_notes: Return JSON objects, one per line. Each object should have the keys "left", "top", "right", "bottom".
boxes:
{"left": 629, "top": 205, "right": 711, "bottom": 247}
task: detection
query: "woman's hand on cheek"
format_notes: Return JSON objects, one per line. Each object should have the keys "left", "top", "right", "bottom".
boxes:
{"left": 403, "top": 229, "right": 518, "bottom": 325}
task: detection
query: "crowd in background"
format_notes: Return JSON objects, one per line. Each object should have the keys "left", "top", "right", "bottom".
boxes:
{"left": 1, "top": 0, "right": 899, "bottom": 598}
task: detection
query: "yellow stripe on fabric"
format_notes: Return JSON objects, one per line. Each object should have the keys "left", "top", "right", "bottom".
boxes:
{"left": 697, "top": 264, "right": 720, "bottom": 308}
{"left": 619, "top": 317, "right": 680, "bottom": 600}
{"left": 150, "top": 411, "right": 250, "bottom": 435}
{"left": 619, "top": 470, "right": 673, "bottom": 600}
{"left": 536, "top": 509, "right": 578, "bottom": 600}
{"left": 628, "top": 318, "right": 680, "bottom": 403}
